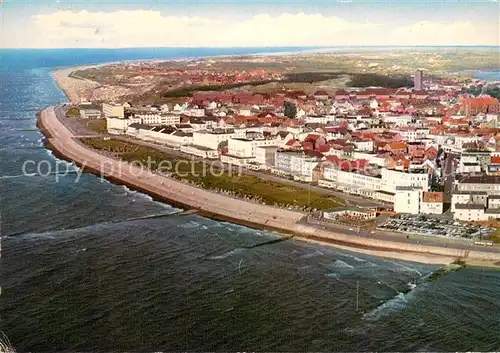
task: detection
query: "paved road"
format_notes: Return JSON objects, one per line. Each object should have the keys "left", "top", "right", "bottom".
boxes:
{"left": 110, "top": 135, "right": 384, "bottom": 208}
{"left": 443, "top": 152, "right": 458, "bottom": 203}
{"left": 54, "top": 104, "right": 99, "bottom": 138}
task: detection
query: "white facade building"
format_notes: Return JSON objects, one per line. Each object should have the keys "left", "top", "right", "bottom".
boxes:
{"left": 192, "top": 129, "right": 237, "bottom": 151}
{"left": 106, "top": 116, "right": 139, "bottom": 134}
{"left": 227, "top": 138, "right": 276, "bottom": 158}
{"left": 254, "top": 146, "right": 279, "bottom": 167}
{"left": 352, "top": 139, "right": 374, "bottom": 152}
{"left": 380, "top": 168, "right": 429, "bottom": 194}
{"left": 135, "top": 113, "right": 180, "bottom": 126}
{"left": 102, "top": 103, "right": 124, "bottom": 119}
{"left": 394, "top": 187, "right": 422, "bottom": 214}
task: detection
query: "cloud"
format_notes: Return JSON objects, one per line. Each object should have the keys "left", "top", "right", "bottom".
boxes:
{"left": 388, "top": 20, "right": 499, "bottom": 46}
{"left": 12, "top": 9, "right": 500, "bottom": 48}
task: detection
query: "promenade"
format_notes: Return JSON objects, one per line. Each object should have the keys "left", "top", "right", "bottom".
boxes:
{"left": 39, "top": 105, "right": 500, "bottom": 266}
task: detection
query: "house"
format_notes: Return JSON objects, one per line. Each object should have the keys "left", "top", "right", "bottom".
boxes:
{"left": 451, "top": 192, "right": 488, "bottom": 212}
{"left": 453, "top": 204, "right": 487, "bottom": 222}
{"left": 255, "top": 146, "right": 279, "bottom": 168}
{"left": 102, "top": 103, "right": 124, "bottom": 119}
{"left": 379, "top": 141, "right": 407, "bottom": 154}
{"left": 79, "top": 109, "right": 101, "bottom": 119}
{"left": 420, "top": 191, "right": 444, "bottom": 214}
{"left": 394, "top": 187, "right": 422, "bottom": 214}
{"left": 456, "top": 175, "right": 500, "bottom": 195}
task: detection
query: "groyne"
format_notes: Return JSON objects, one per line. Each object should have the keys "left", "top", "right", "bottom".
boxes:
{"left": 38, "top": 106, "right": 500, "bottom": 266}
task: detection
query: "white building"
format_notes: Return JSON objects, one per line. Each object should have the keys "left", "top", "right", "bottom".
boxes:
{"left": 102, "top": 103, "right": 124, "bottom": 119}
{"left": 192, "top": 129, "right": 237, "bottom": 151}
{"left": 394, "top": 187, "right": 422, "bottom": 214}
{"left": 380, "top": 168, "right": 429, "bottom": 194}
{"left": 352, "top": 152, "right": 386, "bottom": 167}
{"left": 488, "top": 196, "right": 500, "bottom": 209}
{"left": 106, "top": 116, "right": 139, "bottom": 134}
{"left": 456, "top": 175, "right": 500, "bottom": 195}
{"left": 305, "top": 116, "right": 334, "bottom": 125}
{"left": 382, "top": 114, "right": 413, "bottom": 127}
{"left": 352, "top": 139, "right": 374, "bottom": 152}
{"left": 321, "top": 166, "right": 382, "bottom": 199}
{"left": 79, "top": 109, "right": 101, "bottom": 119}
{"left": 254, "top": 146, "right": 279, "bottom": 168}
{"left": 126, "top": 124, "right": 193, "bottom": 148}
{"left": 420, "top": 191, "right": 444, "bottom": 215}
{"left": 274, "top": 151, "right": 321, "bottom": 181}
{"left": 453, "top": 204, "right": 487, "bottom": 222}
{"left": 227, "top": 138, "right": 277, "bottom": 159}
{"left": 135, "top": 113, "right": 180, "bottom": 126}
{"left": 185, "top": 108, "right": 205, "bottom": 117}
{"left": 180, "top": 145, "right": 219, "bottom": 159}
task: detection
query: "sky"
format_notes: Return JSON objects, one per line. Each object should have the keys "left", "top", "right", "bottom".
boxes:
{"left": 1, "top": 0, "right": 499, "bottom": 48}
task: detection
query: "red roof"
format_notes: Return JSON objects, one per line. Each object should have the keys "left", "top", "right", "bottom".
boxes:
{"left": 317, "top": 144, "right": 331, "bottom": 153}
{"left": 491, "top": 156, "right": 500, "bottom": 164}
{"left": 305, "top": 134, "right": 321, "bottom": 142}
{"left": 325, "top": 156, "right": 368, "bottom": 171}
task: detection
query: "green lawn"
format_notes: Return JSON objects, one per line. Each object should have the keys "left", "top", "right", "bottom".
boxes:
{"left": 81, "top": 138, "right": 344, "bottom": 210}
{"left": 86, "top": 119, "right": 107, "bottom": 134}
{"left": 489, "top": 228, "right": 500, "bottom": 243}
{"left": 65, "top": 107, "right": 80, "bottom": 117}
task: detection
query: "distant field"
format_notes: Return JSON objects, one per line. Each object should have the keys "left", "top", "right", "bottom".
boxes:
{"left": 70, "top": 49, "right": 499, "bottom": 104}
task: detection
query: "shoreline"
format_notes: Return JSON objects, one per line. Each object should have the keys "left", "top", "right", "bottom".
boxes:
{"left": 37, "top": 105, "right": 500, "bottom": 267}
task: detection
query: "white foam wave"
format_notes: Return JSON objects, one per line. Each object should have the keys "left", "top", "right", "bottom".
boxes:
{"left": 341, "top": 253, "right": 378, "bottom": 267}
{"left": 178, "top": 221, "right": 201, "bottom": 229}
{"left": 210, "top": 247, "right": 245, "bottom": 260}
{"left": 407, "top": 281, "right": 417, "bottom": 290}
{"left": 325, "top": 272, "right": 339, "bottom": 279}
{"left": 300, "top": 250, "right": 324, "bottom": 259}
{"left": 0, "top": 173, "right": 36, "bottom": 179}
{"left": 362, "top": 292, "right": 409, "bottom": 321}
{"left": 331, "top": 260, "right": 354, "bottom": 269}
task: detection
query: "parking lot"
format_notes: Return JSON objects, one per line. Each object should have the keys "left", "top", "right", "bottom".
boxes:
{"left": 378, "top": 214, "right": 495, "bottom": 240}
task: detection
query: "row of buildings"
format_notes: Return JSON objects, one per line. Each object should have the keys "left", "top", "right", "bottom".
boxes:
{"left": 86, "top": 78, "right": 500, "bottom": 222}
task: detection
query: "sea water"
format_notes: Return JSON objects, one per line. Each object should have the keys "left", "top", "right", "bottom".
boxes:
{"left": 1, "top": 48, "right": 500, "bottom": 352}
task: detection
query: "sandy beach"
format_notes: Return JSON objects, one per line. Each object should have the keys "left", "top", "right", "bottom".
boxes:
{"left": 38, "top": 103, "right": 500, "bottom": 267}
{"left": 52, "top": 63, "right": 138, "bottom": 104}
{"left": 52, "top": 65, "right": 102, "bottom": 103}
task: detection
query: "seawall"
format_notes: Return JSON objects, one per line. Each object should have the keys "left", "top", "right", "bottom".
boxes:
{"left": 38, "top": 106, "right": 500, "bottom": 266}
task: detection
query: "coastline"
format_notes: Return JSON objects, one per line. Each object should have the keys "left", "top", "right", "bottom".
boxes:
{"left": 45, "top": 63, "right": 500, "bottom": 268}
{"left": 37, "top": 103, "right": 500, "bottom": 267}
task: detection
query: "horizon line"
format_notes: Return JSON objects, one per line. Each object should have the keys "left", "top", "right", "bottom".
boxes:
{"left": 2, "top": 45, "right": 500, "bottom": 50}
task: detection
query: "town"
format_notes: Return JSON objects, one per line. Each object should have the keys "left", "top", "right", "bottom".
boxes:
{"left": 70, "top": 68, "right": 500, "bottom": 244}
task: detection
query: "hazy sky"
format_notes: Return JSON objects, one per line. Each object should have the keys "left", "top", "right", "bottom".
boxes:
{"left": 2, "top": 0, "right": 499, "bottom": 48}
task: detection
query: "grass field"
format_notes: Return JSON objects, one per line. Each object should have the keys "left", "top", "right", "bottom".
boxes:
{"left": 489, "top": 228, "right": 500, "bottom": 243}
{"left": 82, "top": 138, "right": 345, "bottom": 210}
{"left": 65, "top": 107, "right": 80, "bottom": 117}
{"left": 85, "top": 119, "right": 107, "bottom": 134}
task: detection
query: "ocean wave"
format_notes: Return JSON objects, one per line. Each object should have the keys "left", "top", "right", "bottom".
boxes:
{"left": 209, "top": 247, "right": 245, "bottom": 260}
{"left": 120, "top": 185, "right": 177, "bottom": 209}
{"left": 362, "top": 282, "right": 425, "bottom": 321}
{"left": 325, "top": 272, "right": 339, "bottom": 279}
{"left": 300, "top": 250, "right": 324, "bottom": 259}
{"left": 178, "top": 220, "right": 201, "bottom": 229}
{"left": 362, "top": 292, "right": 409, "bottom": 321}
{"left": 0, "top": 173, "right": 37, "bottom": 179}
{"left": 331, "top": 260, "right": 355, "bottom": 270}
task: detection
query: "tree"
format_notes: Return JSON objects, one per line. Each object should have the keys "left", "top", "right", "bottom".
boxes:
{"left": 284, "top": 101, "right": 297, "bottom": 118}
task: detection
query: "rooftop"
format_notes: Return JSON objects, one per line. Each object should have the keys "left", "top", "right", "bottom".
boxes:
{"left": 455, "top": 203, "right": 485, "bottom": 210}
